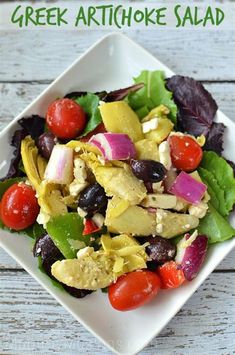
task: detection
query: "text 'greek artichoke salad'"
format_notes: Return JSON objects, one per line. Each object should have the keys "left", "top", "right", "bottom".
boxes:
{"left": 1, "top": 71, "right": 235, "bottom": 311}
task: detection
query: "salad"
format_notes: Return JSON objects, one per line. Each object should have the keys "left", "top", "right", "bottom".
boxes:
{"left": 0, "top": 70, "right": 234, "bottom": 311}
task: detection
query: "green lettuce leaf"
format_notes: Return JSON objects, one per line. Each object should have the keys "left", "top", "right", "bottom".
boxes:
{"left": 26, "top": 223, "right": 46, "bottom": 239}
{"left": 76, "top": 93, "right": 102, "bottom": 137}
{"left": 0, "top": 177, "right": 45, "bottom": 238}
{"left": 37, "top": 255, "right": 65, "bottom": 291}
{"left": 0, "top": 219, "right": 45, "bottom": 239}
{"left": 200, "top": 151, "right": 235, "bottom": 212}
{"left": 127, "top": 70, "right": 177, "bottom": 123}
{"left": 198, "top": 203, "right": 235, "bottom": 244}
{"left": 46, "top": 213, "right": 99, "bottom": 259}
{"left": 198, "top": 167, "right": 227, "bottom": 217}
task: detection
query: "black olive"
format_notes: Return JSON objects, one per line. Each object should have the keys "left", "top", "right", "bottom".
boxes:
{"left": 77, "top": 183, "right": 108, "bottom": 216}
{"left": 37, "top": 132, "right": 57, "bottom": 159}
{"left": 130, "top": 159, "right": 167, "bottom": 183}
{"left": 145, "top": 236, "right": 176, "bottom": 264}
{"left": 33, "top": 233, "right": 63, "bottom": 276}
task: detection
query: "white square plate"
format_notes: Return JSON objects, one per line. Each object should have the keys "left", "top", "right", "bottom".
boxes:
{"left": 0, "top": 33, "right": 234, "bottom": 355}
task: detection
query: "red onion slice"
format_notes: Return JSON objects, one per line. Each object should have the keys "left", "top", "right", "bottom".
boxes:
{"left": 176, "top": 232, "right": 208, "bottom": 281}
{"left": 169, "top": 171, "right": 207, "bottom": 204}
{"left": 44, "top": 145, "right": 74, "bottom": 184}
{"left": 90, "top": 133, "right": 136, "bottom": 161}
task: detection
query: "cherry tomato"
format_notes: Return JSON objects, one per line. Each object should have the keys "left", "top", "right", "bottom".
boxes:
{"left": 108, "top": 270, "right": 161, "bottom": 311}
{"left": 80, "top": 123, "right": 106, "bottom": 142}
{"left": 0, "top": 183, "right": 40, "bottom": 231}
{"left": 157, "top": 261, "right": 185, "bottom": 289}
{"left": 46, "top": 98, "right": 86, "bottom": 139}
{"left": 169, "top": 135, "right": 203, "bottom": 172}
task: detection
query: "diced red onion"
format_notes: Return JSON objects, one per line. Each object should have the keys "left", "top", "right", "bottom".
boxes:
{"left": 176, "top": 232, "right": 208, "bottom": 281}
{"left": 89, "top": 133, "right": 136, "bottom": 161}
{"left": 44, "top": 145, "right": 74, "bottom": 184}
{"left": 169, "top": 171, "right": 207, "bottom": 204}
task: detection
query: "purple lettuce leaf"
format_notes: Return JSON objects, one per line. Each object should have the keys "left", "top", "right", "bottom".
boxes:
{"left": 62, "top": 285, "right": 93, "bottom": 298}
{"left": 65, "top": 91, "right": 107, "bottom": 101}
{"left": 0, "top": 130, "right": 27, "bottom": 182}
{"left": 0, "top": 115, "right": 45, "bottom": 182}
{"left": 64, "top": 83, "right": 144, "bottom": 103}
{"left": 166, "top": 75, "right": 218, "bottom": 136}
{"left": 204, "top": 122, "right": 226, "bottom": 155}
{"left": 18, "top": 115, "right": 45, "bottom": 140}
{"left": 102, "top": 83, "right": 145, "bottom": 102}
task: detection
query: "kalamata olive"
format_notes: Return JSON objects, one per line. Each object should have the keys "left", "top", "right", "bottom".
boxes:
{"left": 78, "top": 183, "right": 108, "bottom": 216}
{"left": 145, "top": 236, "right": 176, "bottom": 264}
{"left": 37, "top": 132, "right": 57, "bottom": 159}
{"left": 130, "top": 159, "right": 167, "bottom": 183}
{"left": 33, "top": 233, "right": 62, "bottom": 276}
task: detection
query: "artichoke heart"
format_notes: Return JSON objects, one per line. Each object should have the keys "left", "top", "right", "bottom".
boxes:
{"left": 80, "top": 151, "right": 112, "bottom": 169}
{"left": 156, "top": 209, "right": 199, "bottom": 238}
{"left": 135, "top": 139, "right": 159, "bottom": 161}
{"left": 37, "top": 155, "right": 47, "bottom": 180}
{"left": 101, "top": 234, "right": 148, "bottom": 274}
{"left": 142, "top": 105, "right": 174, "bottom": 144}
{"left": 21, "top": 136, "right": 47, "bottom": 191}
{"left": 51, "top": 247, "right": 115, "bottom": 290}
{"left": 106, "top": 196, "right": 130, "bottom": 219}
{"left": 21, "top": 136, "right": 68, "bottom": 221}
{"left": 81, "top": 153, "right": 146, "bottom": 205}
{"left": 99, "top": 101, "right": 144, "bottom": 142}
{"left": 142, "top": 104, "right": 170, "bottom": 122}
{"left": 38, "top": 181, "right": 67, "bottom": 217}
{"left": 105, "top": 200, "right": 156, "bottom": 236}
{"left": 51, "top": 234, "right": 148, "bottom": 290}
{"left": 66, "top": 140, "right": 101, "bottom": 155}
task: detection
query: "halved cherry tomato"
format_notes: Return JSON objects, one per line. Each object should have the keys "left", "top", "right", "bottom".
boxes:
{"left": 157, "top": 261, "right": 185, "bottom": 289}
{"left": 80, "top": 123, "right": 106, "bottom": 143}
{"left": 82, "top": 219, "right": 100, "bottom": 235}
{"left": 108, "top": 270, "right": 161, "bottom": 311}
{"left": 169, "top": 135, "right": 203, "bottom": 172}
{"left": 0, "top": 183, "right": 40, "bottom": 231}
{"left": 46, "top": 98, "right": 86, "bottom": 139}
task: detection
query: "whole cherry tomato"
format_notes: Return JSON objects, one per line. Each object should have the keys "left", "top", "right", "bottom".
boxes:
{"left": 157, "top": 261, "right": 185, "bottom": 289}
{"left": 0, "top": 183, "right": 40, "bottom": 231}
{"left": 46, "top": 98, "right": 86, "bottom": 139}
{"left": 108, "top": 270, "right": 161, "bottom": 311}
{"left": 168, "top": 135, "right": 203, "bottom": 172}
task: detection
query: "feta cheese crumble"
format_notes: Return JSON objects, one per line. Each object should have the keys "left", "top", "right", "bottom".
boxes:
{"left": 159, "top": 141, "right": 172, "bottom": 170}
{"left": 142, "top": 117, "right": 158, "bottom": 133}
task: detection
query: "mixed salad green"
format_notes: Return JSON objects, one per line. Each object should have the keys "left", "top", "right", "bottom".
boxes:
{"left": 0, "top": 70, "right": 234, "bottom": 311}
